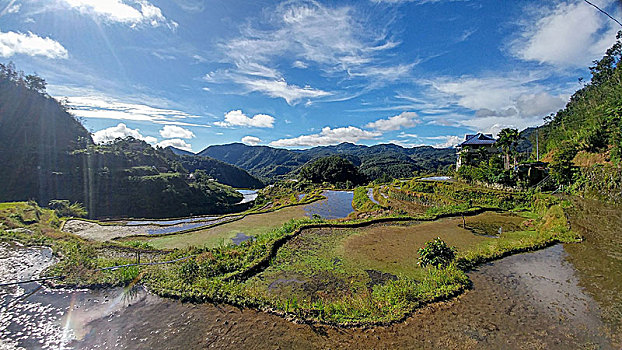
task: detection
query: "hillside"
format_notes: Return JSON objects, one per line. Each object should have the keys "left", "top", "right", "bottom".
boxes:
{"left": 535, "top": 33, "right": 622, "bottom": 202}
{"left": 198, "top": 142, "right": 455, "bottom": 182}
{"left": 539, "top": 33, "right": 622, "bottom": 165}
{"left": 168, "top": 151, "right": 264, "bottom": 189}
{"left": 0, "top": 64, "right": 243, "bottom": 218}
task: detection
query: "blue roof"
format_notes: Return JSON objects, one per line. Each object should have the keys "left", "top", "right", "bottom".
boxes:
{"left": 459, "top": 133, "right": 496, "bottom": 147}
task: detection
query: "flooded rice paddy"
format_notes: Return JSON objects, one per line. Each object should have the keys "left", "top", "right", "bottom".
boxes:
{"left": 236, "top": 190, "right": 258, "bottom": 204}
{"left": 1, "top": 198, "right": 620, "bottom": 349}
{"left": 63, "top": 216, "right": 241, "bottom": 241}
{"left": 304, "top": 190, "right": 354, "bottom": 219}
{"left": 367, "top": 188, "right": 380, "bottom": 205}
{"left": 420, "top": 176, "right": 452, "bottom": 181}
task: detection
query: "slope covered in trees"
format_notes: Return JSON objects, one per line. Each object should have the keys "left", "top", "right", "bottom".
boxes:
{"left": 169, "top": 151, "right": 264, "bottom": 189}
{"left": 540, "top": 32, "right": 622, "bottom": 167}
{"left": 0, "top": 63, "right": 243, "bottom": 218}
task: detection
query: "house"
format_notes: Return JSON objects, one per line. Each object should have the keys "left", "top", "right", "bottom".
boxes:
{"left": 456, "top": 133, "right": 497, "bottom": 169}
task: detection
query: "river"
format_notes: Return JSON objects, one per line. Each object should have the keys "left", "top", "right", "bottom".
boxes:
{"left": 1, "top": 198, "right": 619, "bottom": 349}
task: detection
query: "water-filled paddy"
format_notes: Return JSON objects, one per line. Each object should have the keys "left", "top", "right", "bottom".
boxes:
{"left": 245, "top": 211, "right": 531, "bottom": 301}
{"left": 4, "top": 199, "right": 620, "bottom": 349}
{"left": 420, "top": 176, "right": 452, "bottom": 181}
{"left": 64, "top": 216, "right": 240, "bottom": 241}
{"left": 304, "top": 190, "right": 354, "bottom": 219}
{"left": 236, "top": 189, "right": 258, "bottom": 204}
{"left": 125, "top": 216, "right": 218, "bottom": 226}
{"left": 145, "top": 190, "right": 355, "bottom": 249}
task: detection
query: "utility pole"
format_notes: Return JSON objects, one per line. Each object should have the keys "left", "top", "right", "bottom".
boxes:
{"left": 536, "top": 128, "right": 539, "bottom": 162}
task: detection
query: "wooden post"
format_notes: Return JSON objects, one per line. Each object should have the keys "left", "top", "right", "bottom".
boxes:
{"left": 461, "top": 214, "right": 466, "bottom": 228}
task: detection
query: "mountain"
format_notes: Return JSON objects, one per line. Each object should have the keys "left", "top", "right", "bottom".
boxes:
{"left": 0, "top": 64, "right": 244, "bottom": 219}
{"left": 172, "top": 154, "right": 264, "bottom": 189}
{"left": 198, "top": 143, "right": 313, "bottom": 181}
{"left": 163, "top": 146, "right": 263, "bottom": 188}
{"left": 198, "top": 142, "right": 456, "bottom": 182}
{"left": 166, "top": 146, "right": 195, "bottom": 156}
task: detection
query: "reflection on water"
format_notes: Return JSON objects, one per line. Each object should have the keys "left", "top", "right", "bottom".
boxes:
{"left": 126, "top": 216, "right": 218, "bottom": 226}
{"left": 236, "top": 190, "right": 258, "bottom": 204}
{"left": 0, "top": 243, "right": 151, "bottom": 349}
{"left": 2, "top": 198, "right": 620, "bottom": 349}
{"left": 231, "top": 233, "right": 255, "bottom": 246}
{"left": 420, "top": 176, "right": 452, "bottom": 181}
{"left": 366, "top": 188, "right": 380, "bottom": 205}
{"left": 304, "top": 190, "right": 354, "bottom": 219}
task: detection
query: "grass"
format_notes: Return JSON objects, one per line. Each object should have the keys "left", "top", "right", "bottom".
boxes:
{"left": 146, "top": 205, "right": 307, "bottom": 249}
{"left": 0, "top": 181, "right": 584, "bottom": 326}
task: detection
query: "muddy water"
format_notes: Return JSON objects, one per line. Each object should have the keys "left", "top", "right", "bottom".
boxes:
{"left": 2, "top": 198, "right": 620, "bottom": 349}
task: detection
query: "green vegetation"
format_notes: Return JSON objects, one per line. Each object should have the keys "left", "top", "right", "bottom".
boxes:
{"left": 533, "top": 33, "right": 622, "bottom": 199}
{"left": 298, "top": 156, "right": 366, "bottom": 187}
{"left": 48, "top": 200, "right": 88, "bottom": 218}
{"left": 198, "top": 142, "right": 455, "bottom": 183}
{"left": 173, "top": 153, "right": 264, "bottom": 189}
{"left": 0, "top": 179, "right": 583, "bottom": 326}
{"left": 352, "top": 186, "right": 382, "bottom": 212}
{"left": 417, "top": 238, "right": 456, "bottom": 267}
{"left": 0, "top": 63, "right": 245, "bottom": 219}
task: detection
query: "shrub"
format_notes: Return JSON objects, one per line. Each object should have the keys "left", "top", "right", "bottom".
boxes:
{"left": 417, "top": 237, "right": 456, "bottom": 267}
{"left": 48, "top": 200, "right": 88, "bottom": 218}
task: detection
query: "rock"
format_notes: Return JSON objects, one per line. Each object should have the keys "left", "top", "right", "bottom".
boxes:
{"left": 6, "top": 228, "right": 34, "bottom": 235}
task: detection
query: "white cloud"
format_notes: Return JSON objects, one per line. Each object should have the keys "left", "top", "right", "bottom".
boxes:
{"left": 159, "top": 125, "right": 195, "bottom": 139}
{"left": 428, "top": 135, "right": 461, "bottom": 148}
{"left": 156, "top": 138, "right": 193, "bottom": 152}
{"left": 515, "top": 92, "right": 567, "bottom": 118}
{"left": 511, "top": 1, "right": 618, "bottom": 67}
{"left": 366, "top": 111, "right": 420, "bottom": 131}
{"left": 425, "top": 74, "right": 569, "bottom": 124}
{"left": 212, "top": 0, "right": 409, "bottom": 102}
{"left": 241, "top": 136, "right": 262, "bottom": 146}
{"left": 92, "top": 123, "right": 157, "bottom": 144}
{"left": 371, "top": 0, "right": 466, "bottom": 3}
{"left": 269, "top": 126, "right": 381, "bottom": 147}
{"left": 0, "top": 31, "right": 68, "bottom": 59}
{"left": 59, "top": 0, "right": 175, "bottom": 28}
{"left": 215, "top": 110, "right": 275, "bottom": 128}
{"left": 236, "top": 78, "right": 330, "bottom": 105}
{"left": 64, "top": 95, "right": 210, "bottom": 127}
{"left": 4, "top": 3, "right": 21, "bottom": 15}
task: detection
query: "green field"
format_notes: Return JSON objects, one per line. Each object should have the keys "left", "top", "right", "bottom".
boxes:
{"left": 146, "top": 205, "right": 307, "bottom": 249}
{"left": 244, "top": 211, "right": 535, "bottom": 306}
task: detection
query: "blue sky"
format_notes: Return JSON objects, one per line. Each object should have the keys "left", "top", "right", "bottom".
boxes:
{"left": 1, "top": 0, "right": 620, "bottom": 152}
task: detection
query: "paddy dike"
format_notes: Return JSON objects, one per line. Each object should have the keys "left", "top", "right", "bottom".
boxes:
{"left": 64, "top": 190, "right": 355, "bottom": 250}
{"left": 2, "top": 198, "right": 619, "bottom": 349}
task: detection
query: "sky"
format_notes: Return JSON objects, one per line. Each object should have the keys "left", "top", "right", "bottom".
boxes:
{"left": 0, "top": 0, "right": 621, "bottom": 152}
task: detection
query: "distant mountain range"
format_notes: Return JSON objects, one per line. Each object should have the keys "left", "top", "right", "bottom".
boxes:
{"left": 194, "top": 142, "right": 457, "bottom": 182}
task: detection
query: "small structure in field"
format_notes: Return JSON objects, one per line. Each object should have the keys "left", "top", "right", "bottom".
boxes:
{"left": 456, "top": 133, "right": 497, "bottom": 169}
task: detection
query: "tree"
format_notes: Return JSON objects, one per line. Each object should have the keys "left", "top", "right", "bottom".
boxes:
{"left": 298, "top": 156, "right": 367, "bottom": 186}
{"left": 550, "top": 141, "right": 577, "bottom": 186}
{"left": 497, "top": 128, "right": 520, "bottom": 169}
{"left": 24, "top": 74, "right": 46, "bottom": 93}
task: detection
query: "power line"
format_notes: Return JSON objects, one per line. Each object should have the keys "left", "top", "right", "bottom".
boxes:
{"left": 583, "top": 0, "right": 622, "bottom": 28}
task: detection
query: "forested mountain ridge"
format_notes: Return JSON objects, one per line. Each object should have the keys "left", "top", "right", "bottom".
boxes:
{"left": 539, "top": 32, "right": 622, "bottom": 166}
{"left": 0, "top": 63, "right": 244, "bottom": 218}
{"left": 198, "top": 142, "right": 455, "bottom": 182}
{"left": 165, "top": 149, "right": 264, "bottom": 189}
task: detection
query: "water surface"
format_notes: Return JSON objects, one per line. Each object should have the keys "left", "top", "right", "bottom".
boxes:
{"left": 304, "top": 190, "right": 354, "bottom": 219}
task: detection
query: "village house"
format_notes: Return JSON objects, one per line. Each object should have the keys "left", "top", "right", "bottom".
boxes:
{"left": 456, "top": 133, "right": 497, "bottom": 170}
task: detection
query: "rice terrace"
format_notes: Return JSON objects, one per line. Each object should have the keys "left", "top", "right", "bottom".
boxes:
{"left": 2, "top": 0, "right": 622, "bottom": 349}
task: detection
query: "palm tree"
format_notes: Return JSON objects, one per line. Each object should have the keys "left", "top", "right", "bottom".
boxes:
{"left": 497, "top": 128, "right": 519, "bottom": 169}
